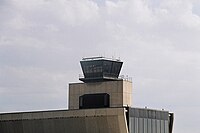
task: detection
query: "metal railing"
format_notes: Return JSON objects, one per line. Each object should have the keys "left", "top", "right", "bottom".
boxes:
{"left": 118, "top": 75, "right": 132, "bottom": 82}
{"left": 79, "top": 74, "right": 132, "bottom": 82}
{"left": 82, "top": 56, "right": 121, "bottom": 62}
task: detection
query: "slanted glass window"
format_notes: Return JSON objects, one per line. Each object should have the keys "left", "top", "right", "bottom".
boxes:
{"left": 80, "top": 58, "right": 123, "bottom": 82}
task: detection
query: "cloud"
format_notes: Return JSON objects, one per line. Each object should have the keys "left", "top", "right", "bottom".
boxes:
{"left": 1, "top": 0, "right": 200, "bottom": 132}
{"left": 10, "top": 0, "right": 99, "bottom": 26}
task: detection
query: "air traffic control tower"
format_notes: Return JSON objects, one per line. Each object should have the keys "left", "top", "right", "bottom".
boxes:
{"left": 0, "top": 57, "right": 174, "bottom": 133}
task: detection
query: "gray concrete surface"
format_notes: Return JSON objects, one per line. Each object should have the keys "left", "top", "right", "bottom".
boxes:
{"left": 0, "top": 108, "right": 128, "bottom": 133}
{"left": 69, "top": 80, "right": 132, "bottom": 109}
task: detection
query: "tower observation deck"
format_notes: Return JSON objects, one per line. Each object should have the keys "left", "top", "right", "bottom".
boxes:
{"left": 79, "top": 56, "right": 123, "bottom": 82}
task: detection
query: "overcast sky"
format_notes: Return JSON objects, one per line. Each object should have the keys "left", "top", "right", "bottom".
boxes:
{"left": 1, "top": 0, "right": 200, "bottom": 132}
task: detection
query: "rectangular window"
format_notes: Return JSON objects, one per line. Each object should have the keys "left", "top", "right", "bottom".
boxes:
{"left": 79, "top": 93, "right": 110, "bottom": 109}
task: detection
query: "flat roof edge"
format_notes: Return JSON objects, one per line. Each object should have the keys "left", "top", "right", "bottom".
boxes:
{"left": 0, "top": 108, "right": 126, "bottom": 121}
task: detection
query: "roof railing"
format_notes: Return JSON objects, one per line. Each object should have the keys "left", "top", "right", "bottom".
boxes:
{"left": 119, "top": 75, "right": 132, "bottom": 82}
{"left": 82, "top": 56, "right": 121, "bottom": 62}
{"left": 79, "top": 74, "right": 132, "bottom": 82}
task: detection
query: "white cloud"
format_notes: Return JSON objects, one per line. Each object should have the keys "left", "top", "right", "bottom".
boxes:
{"left": 105, "top": 0, "right": 155, "bottom": 26}
{"left": 1, "top": 0, "right": 200, "bottom": 132}
{"left": 10, "top": 0, "right": 99, "bottom": 26}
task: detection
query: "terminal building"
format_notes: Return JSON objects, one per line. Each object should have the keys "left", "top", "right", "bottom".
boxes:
{"left": 0, "top": 57, "right": 174, "bottom": 133}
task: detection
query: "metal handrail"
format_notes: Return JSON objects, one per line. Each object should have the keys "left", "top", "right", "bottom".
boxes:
{"left": 82, "top": 56, "right": 121, "bottom": 62}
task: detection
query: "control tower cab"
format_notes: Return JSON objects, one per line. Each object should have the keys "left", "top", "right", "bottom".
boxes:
{"left": 79, "top": 57, "right": 123, "bottom": 82}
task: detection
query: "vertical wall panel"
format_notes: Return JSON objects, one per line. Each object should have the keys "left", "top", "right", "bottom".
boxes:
{"left": 161, "top": 120, "right": 165, "bottom": 133}
{"left": 1, "top": 122, "right": 7, "bottom": 133}
{"left": 152, "top": 119, "right": 156, "bottom": 133}
{"left": 144, "top": 118, "right": 147, "bottom": 133}
{"left": 165, "top": 120, "right": 169, "bottom": 133}
{"left": 156, "top": 120, "right": 161, "bottom": 133}
{"left": 131, "top": 118, "right": 134, "bottom": 133}
{"left": 54, "top": 119, "right": 64, "bottom": 133}
{"left": 0, "top": 122, "right": 2, "bottom": 133}
{"left": 22, "top": 120, "right": 31, "bottom": 133}
{"left": 34, "top": 119, "right": 43, "bottom": 133}
{"left": 139, "top": 118, "right": 143, "bottom": 133}
{"left": 99, "top": 116, "right": 109, "bottom": 133}
{"left": 14, "top": 121, "right": 23, "bottom": 133}
{"left": 135, "top": 118, "right": 138, "bottom": 133}
{"left": 148, "top": 119, "right": 152, "bottom": 133}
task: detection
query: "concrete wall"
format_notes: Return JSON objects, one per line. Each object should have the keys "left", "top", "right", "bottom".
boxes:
{"left": 69, "top": 80, "right": 132, "bottom": 109}
{"left": 0, "top": 108, "right": 129, "bottom": 133}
